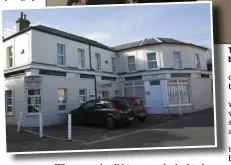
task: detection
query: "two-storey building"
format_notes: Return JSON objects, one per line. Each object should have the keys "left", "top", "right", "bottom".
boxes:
{"left": 4, "top": 13, "right": 213, "bottom": 127}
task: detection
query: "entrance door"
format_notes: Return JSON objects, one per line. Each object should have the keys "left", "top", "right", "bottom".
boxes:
{"left": 146, "top": 80, "right": 163, "bottom": 114}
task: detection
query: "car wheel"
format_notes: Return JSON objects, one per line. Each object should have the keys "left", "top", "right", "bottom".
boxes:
{"left": 139, "top": 117, "right": 145, "bottom": 122}
{"left": 105, "top": 117, "right": 115, "bottom": 130}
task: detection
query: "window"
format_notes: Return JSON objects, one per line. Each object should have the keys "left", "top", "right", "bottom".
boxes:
{"left": 95, "top": 53, "right": 101, "bottom": 71}
{"left": 7, "top": 46, "right": 13, "bottom": 68}
{"left": 5, "top": 90, "right": 12, "bottom": 114}
{"left": 150, "top": 80, "right": 160, "bottom": 85}
{"left": 112, "top": 57, "right": 116, "bottom": 73}
{"left": 127, "top": 56, "right": 136, "bottom": 72}
{"left": 57, "top": 44, "right": 65, "bottom": 66}
{"left": 79, "top": 89, "right": 87, "bottom": 104}
{"left": 77, "top": 49, "right": 85, "bottom": 69}
{"left": 27, "top": 89, "right": 41, "bottom": 113}
{"left": 115, "top": 90, "right": 120, "bottom": 97}
{"left": 147, "top": 53, "right": 157, "bottom": 69}
{"left": 58, "top": 89, "right": 67, "bottom": 111}
{"left": 195, "top": 54, "right": 200, "bottom": 69}
{"left": 168, "top": 80, "right": 190, "bottom": 105}
{"left": 173, "top": 51, "right": 182, "bottom": 68}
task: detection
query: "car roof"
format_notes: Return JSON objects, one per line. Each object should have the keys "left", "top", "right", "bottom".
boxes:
{"left": 114, "top": 96, "right": 142, "bottom": 99}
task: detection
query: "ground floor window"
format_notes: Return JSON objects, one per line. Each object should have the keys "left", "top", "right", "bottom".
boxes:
{"left": 27, "top": 89, "right": 41, "bottom": 113}
{"left": 5, "top": 90, "right": 12, "bottom": 114}
{"left": 123, "top": 82, "right": 146, "bottom": 103}
{"left": 58, "top": 88, "right": 67, "bottom": 111}
{"left": 168, "top": 80, "right": 190, "bottom": 105}
{"left": 115, "top": 90, "right": 120, "bottom": 97}
{"left": 79, "top": 89, "right": 87, "bottom": 104}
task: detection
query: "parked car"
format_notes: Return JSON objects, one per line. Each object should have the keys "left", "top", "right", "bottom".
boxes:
{"left": 114, "top": 97, "right": 147, "bottom": 122}
{"left": 70, "top": 99, "right": 135, "bottom": 130}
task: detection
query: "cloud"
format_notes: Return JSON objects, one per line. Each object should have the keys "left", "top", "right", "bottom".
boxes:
{"left": 83, "top": 32, "right": 110, "bottom": 42}
{"left": 3, "top": 26, "right": 16, "bottom": 38}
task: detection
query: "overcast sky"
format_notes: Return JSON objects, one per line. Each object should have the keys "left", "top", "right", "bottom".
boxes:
{"left": 2, "top": 2, "right": 212, "bottom": 48}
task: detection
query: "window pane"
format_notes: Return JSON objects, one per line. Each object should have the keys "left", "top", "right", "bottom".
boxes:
{"left": 6, "top": 90, "right": 12, "bottom": 97}
{"left": 58, "top": 89, "right": 65, "bottom": 97}
{"left": 112, "top": 57, "right": 116, "bottom": 65}
{"left": 147, "top": 53, "right": 156, "bottom": 61}
{"left": 78, "top": 59, "right": 83, "bottom": 68}
{"left": 79, "top": 90, "right": 86, "bottom": 95}
{"left": 57, "top": 45, "right": 64, "bottom": 55}
{"left": 79, "top": 96, "right": 86, "bottom": 103}
{"left": 28, "top": 97, "right": 41, "bottom": 105}
{"left": 124, "top": 87, "right": 133, "bottom": 97}
{"left": 128, "top": 64, "right": 136, "bottom": 71}
{"left": 128, "top": 56, "right": 135, "bottom": 63}
{"left": 78, "top": 49, "right": 83, "bottom": 59}
{"left": 9, "top": 58, "right": 13, "bottom": 67}
{"left": 57, "top": 55, "right": 64, "bottom": 65}
{"left": 168, "top": 85, "right": 178, "bottom": 104}
{"left": 7, "top": 106, "right": 12, "bottom": 113}
{"left": 59, "top": 105, "right": 66, "bottom": 111}
{"left": 7, "top": 98, "right": 12, "bottom": 105}
{"left": 28, "top": 105, "right": 40, "bottom": 113}
{"left": 148, "top": 61, "right": 157, "bottom": 69}
{"left": 28, "top": 90, "right": 40, "bottom": 96}
{"left": 179, "top": 84, "right": 190, "bottom": 103}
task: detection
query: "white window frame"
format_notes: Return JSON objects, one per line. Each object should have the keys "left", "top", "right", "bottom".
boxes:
{"left": 27, "top": 89, "right": 41, "bottom": 114}
{"left": 173, "top": 51, "right": 182, "bottom": 68}
{"left": 78, "top": 49, "right": 85, "bottom": 69}
{"left": 123, "top": 81, "right": 144, "bottom": 97}
{"left": 79, "top": 89, "right": 87, "bottom": 104}
{"left": 95, "top": 53, "right": 101, "bottom": 71}
{"left": 195, "top": 53, "right": 200, "bottom": 69}
{"left": 112, "top": 57, "right": 116, "bottom": 73}
{"left": 127, "top": 56, "right": 136, "bottom": 72}
{"left": 57, "top": 44, "right": 65, "bottom": 66}
{"left": 168, "top": 79, "right": 191, "bottom": 106}
{"left": 58, "top": 88, "right": 67, "bottom": 111}
{"left": 147, "top": 52, "right": 158, "bottom": 70}
{"left": 5, "top": 90, "right": 13, "bottom": 115}
{"left": 7, "top": 46, "right": 13, "bottom": 68}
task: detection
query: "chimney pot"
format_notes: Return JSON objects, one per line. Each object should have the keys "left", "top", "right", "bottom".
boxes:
{"left": 23, "top": 14, "right": 26, "bottom": 20}
{"left": 20, "top": 12, "right": 23, "bottom": 19}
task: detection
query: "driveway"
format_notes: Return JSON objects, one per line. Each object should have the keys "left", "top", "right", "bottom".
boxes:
{"left": 6, "top": 108, "right": 216, "bottom": 153}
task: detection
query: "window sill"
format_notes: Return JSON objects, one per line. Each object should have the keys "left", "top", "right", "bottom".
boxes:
{"left": 165, "top": 103, "right": 192, "bottom": 107}
{"left": 6, "top": 113, "right": 13, "bottom": 116}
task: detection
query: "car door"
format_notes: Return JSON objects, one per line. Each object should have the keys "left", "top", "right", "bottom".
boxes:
{"left": 82, "top": 100, "right": 97, "bottom": 124}
{"left": 94, "top": 101, "right": 110, "bottom": 125}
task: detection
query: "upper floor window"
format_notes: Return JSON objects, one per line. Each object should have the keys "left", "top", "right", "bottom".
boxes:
{"left": 112, "top": 57, "right": 116, "bottom": 73}
{"left": 147, "top": 52, "right": 157, "bottom": 70}
{"left": 7, "top": 46, "right": 13, "bottom": 68}
{"left": 57, "top": 44, "right": 65, "bottom": 66}
{"left": 173, "top": 51, "right": 182, "bottom": 68}
{"left": 127, "top": 56, "right": 136, "bottom": 72}
{"left": 195, "top": 54, "right": 200, "bottom": 69}
{"left": 78, "top": 49, "right": 85, "bottom": 69}
{"left": 95, "top": 53, "right": 101, "bottom": 71}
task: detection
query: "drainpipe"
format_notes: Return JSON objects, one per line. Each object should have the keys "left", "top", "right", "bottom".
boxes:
{"left": 88, "top": 45, "right": 97, "bottom": 99}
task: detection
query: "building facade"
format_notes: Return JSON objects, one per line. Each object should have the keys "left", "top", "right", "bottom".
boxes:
{"left": 4, "top": 13, "right": 213, "bottom": 127}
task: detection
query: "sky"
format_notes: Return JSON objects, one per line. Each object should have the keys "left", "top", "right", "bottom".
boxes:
{"left": 2, "top": 2, "right": 212, "bottom": 48}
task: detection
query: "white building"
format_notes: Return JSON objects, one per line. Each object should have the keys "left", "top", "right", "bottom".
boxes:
{"left": 4, "top": 13, "right": 213, "bottom": 127}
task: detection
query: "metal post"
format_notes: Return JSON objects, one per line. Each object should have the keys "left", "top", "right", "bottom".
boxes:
{"left": 39, "top": 113, "right": 43, "bottom": 137}
{"left": 17, "top": 112, "right": 23, "bottom": 132}
{"left": 68, "top": 114, "right": 72, "bottom": 141}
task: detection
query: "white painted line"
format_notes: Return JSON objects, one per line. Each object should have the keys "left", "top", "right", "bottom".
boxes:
{"left": 82, "top": 116, "right": 193, "bottom": 146}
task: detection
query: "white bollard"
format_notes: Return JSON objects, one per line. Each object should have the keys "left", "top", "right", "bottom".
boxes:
{"left": 68, "top": 114, "right": 72, "bottom": 140}
{"left": 39, "top": 113, "right": 43, "bottom": 137}
{"left": 17, "top": 112, "right": 23, "bottom": 132}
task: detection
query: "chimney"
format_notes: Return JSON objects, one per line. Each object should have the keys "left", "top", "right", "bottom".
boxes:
{"left": 16, "top": 12, "right": 31, "bottom": 32}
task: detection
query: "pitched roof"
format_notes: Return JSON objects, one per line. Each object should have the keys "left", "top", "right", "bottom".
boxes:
{"left": 113, "top": 37, "right": 208, "bottom": 51}
{"left": 3, "top": 25, "right": 115, "bottom": 52}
